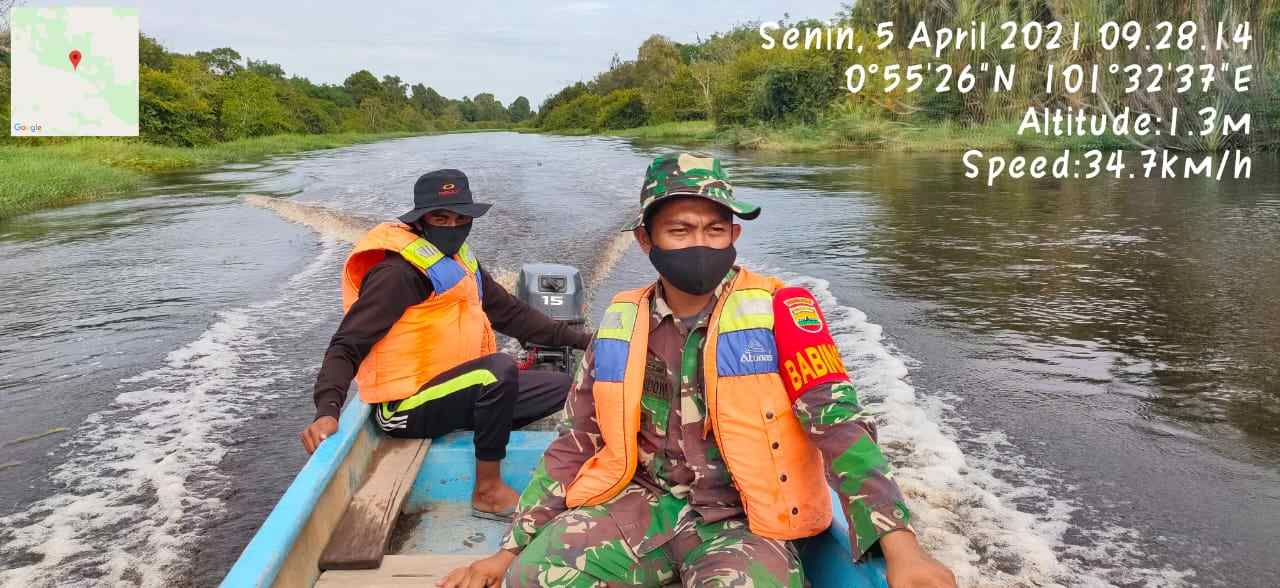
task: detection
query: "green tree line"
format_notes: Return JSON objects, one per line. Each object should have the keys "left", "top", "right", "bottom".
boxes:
{"left": 0, "top": 30, "right": 534, "bottom": 146}
{"left": 0, "top": 4, "right": 11, "bottom": 135}
{"left": 534, "top": 0, "right": 1280, "bottom": 151}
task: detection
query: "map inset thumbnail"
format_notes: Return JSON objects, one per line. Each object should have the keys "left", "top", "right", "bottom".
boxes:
{"left": 10, "top": 7, "right": 140, "bottom": 137}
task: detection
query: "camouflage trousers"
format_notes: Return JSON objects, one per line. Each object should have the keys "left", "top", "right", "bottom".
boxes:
{"left": 506, "top": 485, "right": 804, "bottom": 587}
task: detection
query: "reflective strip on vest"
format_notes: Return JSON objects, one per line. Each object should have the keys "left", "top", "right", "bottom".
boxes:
{"left": 458, "top": 244, "right": 480, "bottom": 273}
{"left": 398, "top": 239, "right": 484, "bottom": 300}
{"left": 597, "top": 302, "right": 638, "bottom": 340}
{"left": 716, "top": 289, "right": 774, "bottom": 333}
{"left": 715, "top": 289, "right": 779, "bottom": 377}
{"left": 459, "top": 244, "right": 484, "bottom": 299}
{"left": 594, "top": 301, "right": 638, "bottom": 383}
{"left": 399, "top": 238, "right": 446, "bottom": 269}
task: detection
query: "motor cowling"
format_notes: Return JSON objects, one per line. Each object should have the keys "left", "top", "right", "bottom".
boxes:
{"left": 514, "top": 263, "right": 586, "bottom": 373}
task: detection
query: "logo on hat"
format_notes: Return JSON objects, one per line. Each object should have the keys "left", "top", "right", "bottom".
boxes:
{"left": 438, "top": 183, "right": 459, "bottom": 196}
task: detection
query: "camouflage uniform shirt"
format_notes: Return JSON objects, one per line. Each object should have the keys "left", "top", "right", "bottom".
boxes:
{"left": 503, "top": 274, "right": 913, "bottom": 560}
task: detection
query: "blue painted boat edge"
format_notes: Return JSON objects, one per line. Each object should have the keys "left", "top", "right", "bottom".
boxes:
{"left": 219, "top": 400, "right": 372, "bottom": 588}
{"left": 800, "top": 489, "right": 889, "bottom": 587}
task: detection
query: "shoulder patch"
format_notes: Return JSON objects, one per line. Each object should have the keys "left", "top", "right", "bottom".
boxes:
{"left": 772, "top": 286, "right": 849, "bottom": 402}
{"left": 782, "top": 295, "right": 824, "bottom": 333}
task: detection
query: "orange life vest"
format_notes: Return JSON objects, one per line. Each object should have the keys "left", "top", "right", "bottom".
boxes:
{"left": 565, "top": 268, "right": 833, "bottom": 540}
{"left": 340, "top": 223, "right": 496, "bottom": 404}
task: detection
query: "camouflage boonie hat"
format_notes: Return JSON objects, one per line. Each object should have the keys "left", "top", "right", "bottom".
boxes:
{"left": 623, "top": 152, "right": 760, "bottom": 231}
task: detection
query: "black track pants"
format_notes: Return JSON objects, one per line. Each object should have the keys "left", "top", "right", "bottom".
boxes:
{"left": 372, "top": 352, "right": 569, "bottom": 461}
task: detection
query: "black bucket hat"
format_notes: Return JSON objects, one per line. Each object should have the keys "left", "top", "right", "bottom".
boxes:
{"left": 398, "top": 169, "right": 493, "bottom": 223}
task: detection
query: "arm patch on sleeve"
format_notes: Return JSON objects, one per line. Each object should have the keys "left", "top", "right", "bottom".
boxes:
{"left": 773, "top": 286, "right": 849, "bottom": 402}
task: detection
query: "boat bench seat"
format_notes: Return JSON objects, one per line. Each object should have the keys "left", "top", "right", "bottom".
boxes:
{"left": 315, "top": 554, "right": 481, "bottom": 587}
{"left": 319, "top": 438, "right": 431, "bottom": 570}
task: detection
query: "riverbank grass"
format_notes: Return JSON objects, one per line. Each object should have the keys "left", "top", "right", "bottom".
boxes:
{"left": 0, "top": 132, "right": 417, "bottom": 220}
{"left": 612, "top": 121, "right": 717, "bottom": 141}
{"left": 0, "top": 150, "right": 141, "bottom": 220}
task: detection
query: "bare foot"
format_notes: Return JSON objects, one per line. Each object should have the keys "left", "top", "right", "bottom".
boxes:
{"left": 472, "top": 481, "right": 520, "bottom": 514}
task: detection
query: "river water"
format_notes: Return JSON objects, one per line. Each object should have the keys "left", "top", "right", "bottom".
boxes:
{"left": 0, "top": 133, "right": 1276, "bottom": 587}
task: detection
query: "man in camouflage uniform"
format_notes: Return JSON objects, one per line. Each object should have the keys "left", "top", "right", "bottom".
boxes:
{"left": 442, "top": 154, "right": 956, "bottom": 588}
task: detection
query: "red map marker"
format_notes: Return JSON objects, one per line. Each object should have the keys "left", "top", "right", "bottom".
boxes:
{"left": 69, "top": 50, "right": 82, "bottom": 71}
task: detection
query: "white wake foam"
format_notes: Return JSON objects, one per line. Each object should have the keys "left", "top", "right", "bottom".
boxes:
{"left": 243, "top": 193, "right": 376, "bottom": 243}
{"left": 241, "top": 195, "right": 524, "bottom": 292}
{"left": 243, "top": 193, "right": 630, "bottom": 318}
{"left": 780, "top": 272, "right": 1194, "bottom": 588}
{"left": 0, "top": 239, "right": 342, "bottom": 588}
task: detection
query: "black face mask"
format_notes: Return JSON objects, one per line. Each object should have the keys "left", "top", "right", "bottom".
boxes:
{"left": 420, "top": 222, "right": 471, "bottom": 257}
{"left": 648, "top": 244, "right": 737, "bottom": 296}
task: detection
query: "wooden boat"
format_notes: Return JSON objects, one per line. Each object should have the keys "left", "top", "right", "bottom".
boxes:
{"left": 221, "top": 397, "right": 890, "bottom": 587}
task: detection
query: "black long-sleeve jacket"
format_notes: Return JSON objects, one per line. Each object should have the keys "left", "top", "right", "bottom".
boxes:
{"left": 312, "top": 254, "right": 592, "bottom": 420}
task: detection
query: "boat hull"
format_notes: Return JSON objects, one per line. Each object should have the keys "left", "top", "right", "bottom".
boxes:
{"left": 222, "top": 399, "right": 888, "bottom": 587}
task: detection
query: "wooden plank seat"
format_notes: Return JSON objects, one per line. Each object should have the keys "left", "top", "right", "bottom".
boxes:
{"left": 319, "top": 438, "right": 431, "bottom": 570}
{"left": 315, "top": 554, "right": 482, "bottom": 587}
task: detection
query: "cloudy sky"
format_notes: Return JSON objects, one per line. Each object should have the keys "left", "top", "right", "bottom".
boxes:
{"left": 24, "top": 0, "right": 847, "bottom": 106}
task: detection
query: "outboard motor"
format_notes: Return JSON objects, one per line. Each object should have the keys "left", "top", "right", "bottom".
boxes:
{"left": 514, "top": 263, "right": 586, "bottom": 373}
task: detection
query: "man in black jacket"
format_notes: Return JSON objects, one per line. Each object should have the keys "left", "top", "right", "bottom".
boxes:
{"left": 299, "top": 169, "right": 590, "bottom": 520}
